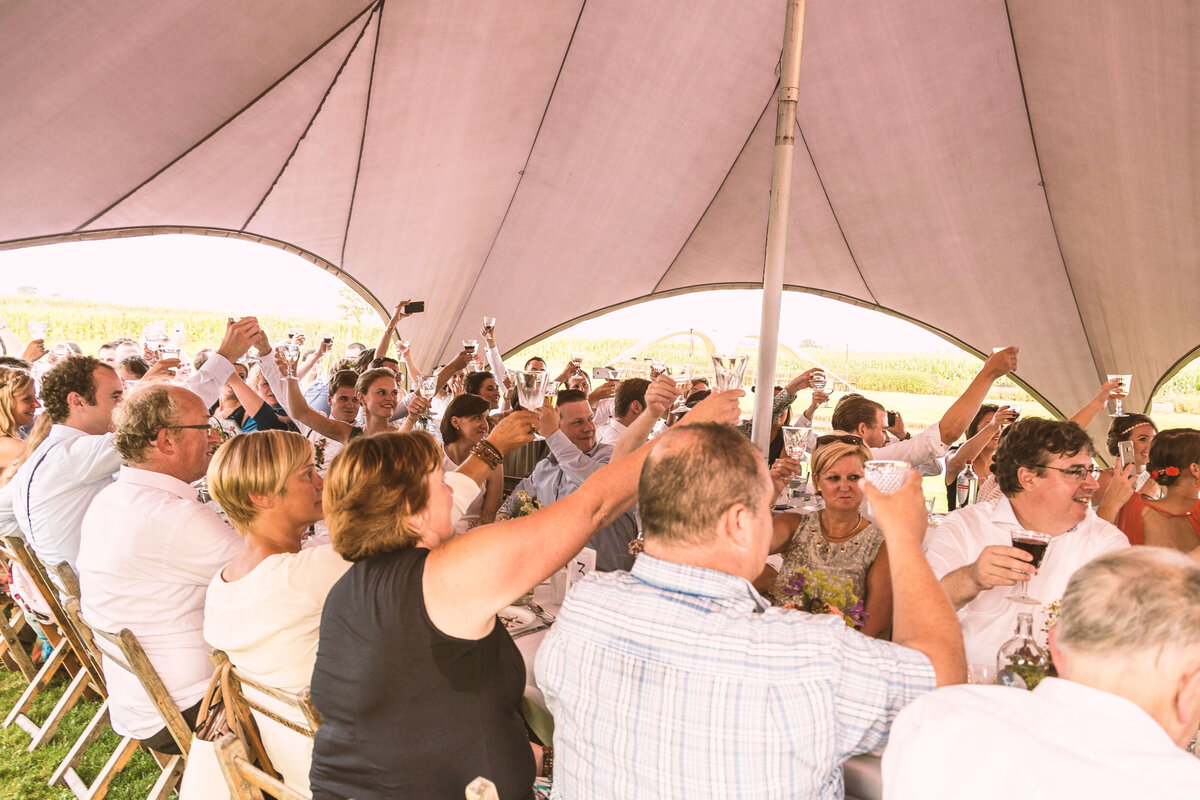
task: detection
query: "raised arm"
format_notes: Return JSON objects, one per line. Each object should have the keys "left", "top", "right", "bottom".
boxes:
{"left": 862, "top": 472, "right": 965, "bottom": 685}
{"left": 1069, "top": 378, "right": 1121, "bottom": 429}
{"left": 612, "top": 375, "right": 678, "bottom": 460}
{"left": 284, "top": 375, "right": 355, "bottom": 443}
{"left": 943, "top": 407, "right": 1016, "bottom": 484}
{"left": 375, "top": 301, "right": 413, "bottom": 360}
{"left": 481, "top": 322, "right": 506, "bottom": 385}
{"left": 424, "top": 391, "right": 745, "bottom": 639}
{"left": 296, "top": 339, "right": 330, "bottom": 381}
{"left": 434, "top": 351, "right": 471, "bottom": 393}
{"left": 934, "top": 347, "right": 1018, "bottom": 445}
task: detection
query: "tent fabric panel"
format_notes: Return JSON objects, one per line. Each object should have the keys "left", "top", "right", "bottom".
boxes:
{"left": 440, "top": 0, "right": 786, "bottom": 364}
{"left": 0, "top": 0, "right": 371, "bottom": 241}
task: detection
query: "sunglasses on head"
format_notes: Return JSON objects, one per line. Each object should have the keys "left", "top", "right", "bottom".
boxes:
{"left": 815, "top": 434, "right": 864, "bottom": 447}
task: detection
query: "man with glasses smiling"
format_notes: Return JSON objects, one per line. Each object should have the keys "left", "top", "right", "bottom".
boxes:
{"left": 925, "top": 417, "right": 1128, "bottom": 665}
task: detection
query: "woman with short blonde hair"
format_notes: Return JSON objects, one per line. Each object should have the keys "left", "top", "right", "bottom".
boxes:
{"left": 764, "top": 434, "right": 893, "bottom": 638}
{"left": 0, "top": 367, "right": 39, "bottom": 472}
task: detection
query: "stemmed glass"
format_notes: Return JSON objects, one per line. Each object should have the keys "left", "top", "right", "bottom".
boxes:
{"left": 27, "top": 320, "right": 48, "bottom": 339}
{"left": 810, "top": 370, "right": 828, "bottom": 406}
{"left": 1108, "top": 374, "right": 1132, "bottom": 417}
{"left": 1008, "top": 530, "right": 1050, "bottom": 604}
{"left": 711, "top": 354, "right": 749, "bottom": 392}
{"left": 482, "top": 316, "right": 496, "bottom": 337}
{"left": 462, "top": 339, "right": 479, "bottom": 372}
{"left": 280, "top": 343, "right": 299, "bottom": 377}
{"left": 417, "top": 376, "right": 438, "bottom": 428}
{"left": 513, "top": 370, "right": 550, "bottom": 412}
{"left": 670, "top": 365, "right": 693, "bottom": 414}
{"left": 780, "top": 425, "right": 811, "bottom": 505}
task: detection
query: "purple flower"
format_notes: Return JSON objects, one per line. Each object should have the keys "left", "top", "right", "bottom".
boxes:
{"left": 782, "top": 572, "right": 807, "bottom": 597}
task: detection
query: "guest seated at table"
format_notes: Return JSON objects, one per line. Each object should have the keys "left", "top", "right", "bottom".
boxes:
{"left": 765, "top": 435, "right": 893, "bottom": 638}
{"left": 1093, "top": 412, "right": 1159, "bottom": 541}
{"left": 538, "top": 431, "right": 964, "bottom": 799}
{"left": 286, "top": 366, "right": 426, "bottom": 443}
{"left": 440, "top": 394, "right": 503, "bottom": 533}
{"left": 499, "top": 389, "right": 638, "bottom": 571}
{"left": 884, "top": 547, "right": 1200, "bottom": 797}
{"left": 925, "top": 417, "right": 1128, "bottom": 666}
{"left": 1133, "top": 428, "right": 1200, "bottom": 554}
{"left": 465, "top": 370, "right": 502, "bottom": 414}
{"left": 308, "top": 394, "right": 740, "bottom": 800}
{"left": 78, "top": 384, "right": 241, "bottom": 752}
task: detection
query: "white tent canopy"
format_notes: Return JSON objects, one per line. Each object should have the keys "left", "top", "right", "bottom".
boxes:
{"left": 3, "top": 0, "right": 1198, "bottom": 435}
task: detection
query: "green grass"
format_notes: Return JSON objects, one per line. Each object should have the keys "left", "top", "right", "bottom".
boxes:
{"left": 0, "top": 670, "right": 164, "bottom": 799}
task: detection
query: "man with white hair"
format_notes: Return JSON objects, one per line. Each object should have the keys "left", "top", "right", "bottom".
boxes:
{"left": 884, "top": 547, "right": 1200, "bottom": 797}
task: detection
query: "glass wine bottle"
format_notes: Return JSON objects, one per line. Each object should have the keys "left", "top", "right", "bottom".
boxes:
{"left": 996, "top": 612, "right": 1050, "bottom": 690}
{"left": 956, "top": 461, "right": 978, "bottom": 507}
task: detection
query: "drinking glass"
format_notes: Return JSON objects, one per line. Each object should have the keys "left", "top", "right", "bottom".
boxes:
{"left": 513, "top": 370, "right": 549, "bottom": 411}
{"left": 711, "top": 353, "right": 749, "bottom": 392}
{"left": 1108, "top": 373, "right": 1132, "bottom": 417}
{"left": 650, "top": 360, "right": 666, "bottom": 380}
{"left": 1008, "top": 530, "right": 1050, "bottom": 604}
{"left": 670, "top": 365, "right": 692, "bottom": 413}
{"left": 863, "top": 460, "right": 908, "bottom": 494}
{"left": 966, "top": 664, "right": 996, "bottom": 685}
{"left": 462, "top": 339, "right": 479, "bottom": 372}
{"left": 482, "top": 316, "right": 496, "bottom": 336}
{"left": 809, "top": 371, "right": 828, "bottom": 406}
{"left": 417, "top": 376, "right": 438, "bottom": 426}
{"left": 27, "top": 320, "right": 48, "bottom": 339}
{"left": 781, "top": 425, "right": 811, "bottom": 505}
{"left": 280, "top": 343, "right": 299, "bottom": 377}
{"left": 320, "top": 332, "right": 334, "bottom": 349}
{"left": 158, "top": 346, "right": 181, "bottom": 361}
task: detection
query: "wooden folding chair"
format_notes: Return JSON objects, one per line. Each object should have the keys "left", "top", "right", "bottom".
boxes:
{"left": 0, "top": 536, "right": 101, "bottom": 750}
{"left": 48, "top": 562, "right": 143, "bottom": 800}
{"left": 82, "top": 622, "right": 190, "bottom": 800}
{"left": 0, "top": 588, "right": 38, "bottom": 681}
{"left": 214, "top": 734, "right": 309, "bottom": 800}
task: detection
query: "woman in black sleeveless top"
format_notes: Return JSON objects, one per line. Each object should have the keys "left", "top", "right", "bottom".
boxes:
{"left": 308, "top": 386, "right": 737, "bottom": 799}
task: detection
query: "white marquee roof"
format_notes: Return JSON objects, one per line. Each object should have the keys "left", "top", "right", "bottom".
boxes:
{"left": 3, "top": 1, "right": 1198, "bottom": 433}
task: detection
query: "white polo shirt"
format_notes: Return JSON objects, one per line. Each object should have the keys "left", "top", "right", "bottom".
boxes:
{"left": 924, "top": 495, "right": 1128, "bottom": 665}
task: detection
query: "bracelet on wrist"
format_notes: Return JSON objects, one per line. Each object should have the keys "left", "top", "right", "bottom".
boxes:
{"left": 471, "top": 439, "right": 503, "bottom": 469}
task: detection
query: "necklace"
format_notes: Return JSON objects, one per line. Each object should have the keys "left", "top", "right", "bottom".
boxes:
{"left": 819, "top": 511, "right": 864, "bottom": 541}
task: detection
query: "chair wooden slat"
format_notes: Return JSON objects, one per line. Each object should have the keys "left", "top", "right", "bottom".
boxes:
{"left": 215, "top": 734, "right": 309, "bottom": 800}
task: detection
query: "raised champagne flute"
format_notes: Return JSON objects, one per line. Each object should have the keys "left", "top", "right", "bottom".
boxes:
{"left": 809, "top": 371, "right": 827, "bottom": 406}
{"left": 1008, "top": 530, "right": 1050, "bottom": 604}
{"left": 1108, "top": 373, "right": 1132, "bottom": 417}
{"left": 670, "top": 364, "right": 692, "bottom": 413}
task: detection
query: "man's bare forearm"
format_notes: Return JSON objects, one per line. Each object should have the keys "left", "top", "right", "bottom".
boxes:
{"left": 890, "top": 541, "right": 966, "bottom": 685}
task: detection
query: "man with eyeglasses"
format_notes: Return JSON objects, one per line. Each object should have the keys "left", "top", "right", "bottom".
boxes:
{"left": 925, "top": 417, "right": 1128, "bottom": 665}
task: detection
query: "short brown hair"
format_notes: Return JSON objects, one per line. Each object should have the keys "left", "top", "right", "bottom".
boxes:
{"left": 992, "top": 417, "right": 1094, "bottom": 495}
{"left": 831, "top": 395, "right": 884, "bottom": 434}
{"left": 440, "top": 393, "right": 490, "bottom": 444}
{"left": 113, "top": 384, "right": 179, "bottom": 463}
{"left": 355, "top": 367, "right": 397, "bottom": 396}
{"left": 327, "top": 369, "right": 359, "bottom": 397}
{"left": 207, "top": 430, "right": 314, "bottom": 530}
{"left": 639, "top": 424, "right": 769, "bottom": 546}
{"left": 614, "top": 378, "right": 650, "bottom": 418}
{"left": 39, "top": 356, "right": 113, "bottom": 423}
{"left": 324, "top": 432, "right": 442, "bottom": 561}
{"left": 1146, "top": 428, "right": 1200, "bottom": 488}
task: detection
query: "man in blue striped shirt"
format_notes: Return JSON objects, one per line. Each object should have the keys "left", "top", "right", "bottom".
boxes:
{"left": 537, "top": 422, "right": 965, "bottom": 799}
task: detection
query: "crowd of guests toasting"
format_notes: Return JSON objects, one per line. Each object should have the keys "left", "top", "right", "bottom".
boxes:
{"left": 0, "top": 304, "right": 1197, "bottom": 800}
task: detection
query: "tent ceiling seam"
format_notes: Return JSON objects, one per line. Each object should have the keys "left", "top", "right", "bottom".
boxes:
{"left": 339, "top": 0, "right": 386, "bottom": 266}
{"left": 242, "top": 3, "right": 381, "bottom": 231}
{"left": 434, "top": 0, "right": 590, "bottom": 359}
{"left": 794, "top": 120, "right": 878, "bottom": 306}
{"left": 1003, "top": 0, "right": 1104, "bottom": 382}
{"left": 649, "top": 80, "right": 781, "bottom": 296}
{"left": 71, "top": 1, "right": 380, "bottom": 233}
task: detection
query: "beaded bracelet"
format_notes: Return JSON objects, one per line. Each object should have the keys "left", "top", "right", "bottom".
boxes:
{"left": 471, "top": 439, "right": 503, "bottom": 469}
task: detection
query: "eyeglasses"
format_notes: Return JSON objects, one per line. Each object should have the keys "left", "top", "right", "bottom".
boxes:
{"left": 1040, "top": 465, "right": 1102, "bottom": 481}
{"left": 815, "top": 434, "right": 864, "bottom": 447}
{"left": 167, "top": 424, "right": 215, "bottom": 432}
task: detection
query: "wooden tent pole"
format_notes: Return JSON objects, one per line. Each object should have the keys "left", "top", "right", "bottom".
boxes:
{"left": 751, "top": 0, "right": 808, "bottom": 454}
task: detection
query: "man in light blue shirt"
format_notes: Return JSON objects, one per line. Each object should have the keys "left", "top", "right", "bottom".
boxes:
{"left": 537, "top": 423, "right": 965, "bottom": 799}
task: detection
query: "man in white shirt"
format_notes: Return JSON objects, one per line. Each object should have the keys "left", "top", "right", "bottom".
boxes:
{"left": 595, "top": 378, "right": 649, "bottom": 447}
{"left": 885, "top": 547, "right": 1200, "bottom": 799}
{"left": 77, "top": 383, "right": 242, "bottom": 751}
{"left": 820, "top": 347, "right": 1020, "bottom": 467}
{"left": 0, "top": 318, "right": 259, "bottom": 568}
{"left": 925, "top": 417, "right": 1128, "bottom": 665}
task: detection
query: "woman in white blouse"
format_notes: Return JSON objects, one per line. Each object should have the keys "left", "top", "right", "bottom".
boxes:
{"left": 439, "top": 393, "right": 502, "bottom": 533}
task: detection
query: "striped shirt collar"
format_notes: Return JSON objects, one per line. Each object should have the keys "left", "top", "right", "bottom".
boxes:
{"left": 630, "top": 552, "right": 770, "bottom": 613}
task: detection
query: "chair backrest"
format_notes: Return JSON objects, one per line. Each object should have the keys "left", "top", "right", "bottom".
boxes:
{"left": 214, "top": 734, "right": 309, "bottom": 800}
{"left": 0, "top": 536, "right": 105, "bottom": 688}
{"left": 48, "top": 561, "right": 106, "bottom": 688}
{"left": 502, "top": 439, "right": 548, "bottom": 493}
{"left": 84, "top": 621, "right": 192, "bottom": 755}
{"left": 209, "top": 650, "right": 321, "bottom": 737}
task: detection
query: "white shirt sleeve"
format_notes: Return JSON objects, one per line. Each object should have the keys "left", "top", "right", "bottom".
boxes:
{"left": 872, "top": 423, "right": 950, "bottom": 466}
{"left": 0, "top": 481, "right": 16, "bottom": 537}
{"left": 69, "top": 433, "right": 124, "bottom": 484}
{"left": 485, "top": 346, "right": 506, "bottom": 384}
{"left": 545, "top": 430, "right": 609, "bottom": 481}
{"left": 185, "top": 352, "right": 235, "bottom": 409}
{"left": 168, "top": 506, "right": 244, "bottom": 584}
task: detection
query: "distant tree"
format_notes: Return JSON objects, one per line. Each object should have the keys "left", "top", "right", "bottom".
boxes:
{"left": 16, "top": 285, "right": 37, "bottom": 296}
{"left": 798, "top": 338, "right": 821, "bottom": 348}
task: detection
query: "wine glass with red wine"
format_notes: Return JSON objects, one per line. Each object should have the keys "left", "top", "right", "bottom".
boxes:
{"left": 1008, "top": 531, "right": 1051, "bottom": 604}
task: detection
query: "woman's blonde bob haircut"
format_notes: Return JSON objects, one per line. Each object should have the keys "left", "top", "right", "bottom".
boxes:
{"left": 0, "top": 368, "right": 35, "bottom": 439}
{"left": 324, "top": 431, "right": 442, "bottom": 562}
{"left": 810, "top": 439, "right": 873, "bottom": 487}
{"left": 207, "top": 430, "right": 314, "bottom": 531}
